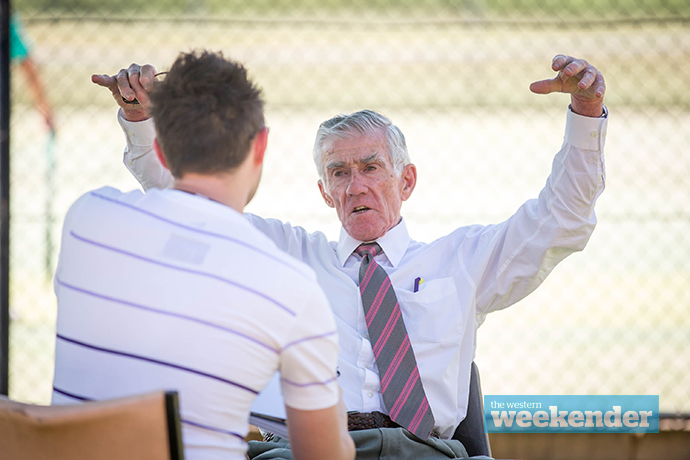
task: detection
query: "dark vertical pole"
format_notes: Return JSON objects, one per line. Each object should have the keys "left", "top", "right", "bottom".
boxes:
{"left": 0, "top": 0, "right": 10, "bottom": 396}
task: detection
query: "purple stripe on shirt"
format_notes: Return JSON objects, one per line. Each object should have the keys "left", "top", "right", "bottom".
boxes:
{"left": 55, "top": 276, "right": 279, "bottom": 354}
{"left": 53, "top": 386, "right": 91, "bottom": 401}
{"left": 53, "top": 386, "right": 244, "bottom": 440}
{"left": 90, "top": 191, "right": 308, "bottom": 279}
{"left": 282, "top": 330, "right": 338, "bottom": 350}
{"left": 69, "top": 230, "right": 296, "bottom": 317}
{"left": 179, "top": 419, "right": 245, "bottom": 441}
{"left": 280, "top": 375, "right": 338, "bottom": 388}
{"left": 56, "top": 334, "right": 259, "bottom": 395}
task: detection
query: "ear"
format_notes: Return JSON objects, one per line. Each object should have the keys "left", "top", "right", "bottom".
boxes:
{"left": 250, "top": 127, "right": 269, "bottom": 167}
{"left": 318, "top": 180, "right": 335, "bottom": 208}
{"left": 400, "top": 163, "right": 417, "bottom": 201}
{"left": 153, "top": 138, "right": 170, "bottom": 171}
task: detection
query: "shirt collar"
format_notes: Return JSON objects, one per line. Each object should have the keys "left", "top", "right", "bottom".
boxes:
{"left": 336, "top": 217, "right": 410, "bottom": 268}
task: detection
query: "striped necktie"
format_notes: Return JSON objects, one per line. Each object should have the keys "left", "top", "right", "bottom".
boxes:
{"left": 355, "top": 243, "right": 435, "bottom": 439}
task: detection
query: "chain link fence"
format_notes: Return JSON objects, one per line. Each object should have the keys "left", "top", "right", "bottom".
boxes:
{"left": 9, "top": 0, "right": 690, "bottom": 417}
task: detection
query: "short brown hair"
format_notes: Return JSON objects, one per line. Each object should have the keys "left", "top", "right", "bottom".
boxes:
{"left": 149, "top": 50, "right": 264, "bottom": 178}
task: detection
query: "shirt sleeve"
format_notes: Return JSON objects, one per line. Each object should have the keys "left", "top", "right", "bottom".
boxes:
{"left": 278, "top": 285, "right": 340, "bottom": 411}
{"left": 245, "top": 213, "right": 320, "bottom": 262}
{"left": 118, "top": 110, "right": 173, "bottom": 190}
{"left": 471, "top": 107, "right": 607, "bottom": 323}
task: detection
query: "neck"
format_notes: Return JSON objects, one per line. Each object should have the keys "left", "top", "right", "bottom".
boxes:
{"left": 172, "top": 172, "right": 249, "bottom": 213}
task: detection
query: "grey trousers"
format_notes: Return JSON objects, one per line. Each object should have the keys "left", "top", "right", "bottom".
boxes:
{"left": 247, "top": 427, "right": 495, "bottom": 460}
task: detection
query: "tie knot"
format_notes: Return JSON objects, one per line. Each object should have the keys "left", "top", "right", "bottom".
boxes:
{"left": 355, "top": 243, "right": 381, "bottom": 259}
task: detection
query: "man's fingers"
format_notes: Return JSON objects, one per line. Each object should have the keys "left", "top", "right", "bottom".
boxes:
{"left": 593, "top": 73, "right": 606, "bottom": 98}
{"left": 124, "top": 63, "right": 154, "bottom": 107}
{"left": 577, "top": 68, "right": 597, "bottom": 90}
{"left": 116, "top": 68, "right": 136, "bottom": 102}
{"left": 140, "top": 64, "right": 157, "bottom": 92}
{"left": 91, "top": 74, "right": 117, "bottom": 90}
{"left": 529, "top": 77, "right": 561, "bottom": 95}
{"left": 564, "top": 59, "right": 588, "bottom": 78}
{"left": 551, "top": 54, "right": 568, "bottom": 71}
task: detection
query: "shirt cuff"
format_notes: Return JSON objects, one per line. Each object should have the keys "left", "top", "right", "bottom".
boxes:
{"left": 564, "top": 105, "right": 608, "bottom": 152}
{"left": 117, "top": 108, "right": 156, "bottom": 148}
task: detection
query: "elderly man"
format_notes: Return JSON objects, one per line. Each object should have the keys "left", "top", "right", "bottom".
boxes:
{"left": 54, "top": 51, "right": 355, "bottom": 460}
{"left": 98, "top": 54, "right": 607, "bottom": 459}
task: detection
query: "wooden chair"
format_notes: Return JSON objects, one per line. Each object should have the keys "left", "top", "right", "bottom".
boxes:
{"left": 0, "top": 390, "right": 184, "bottom": 460}
{"left": 452, "top": 362, "right": 492, "bottom": 457}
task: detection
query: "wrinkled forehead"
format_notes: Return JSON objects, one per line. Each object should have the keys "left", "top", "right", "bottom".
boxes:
{"left": 321, "top": 130, "right": 390, "bottom": 168}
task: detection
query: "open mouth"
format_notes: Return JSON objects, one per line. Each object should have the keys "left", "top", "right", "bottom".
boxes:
{"left": 353, "top": 206, "right": 370, "bottom": 214}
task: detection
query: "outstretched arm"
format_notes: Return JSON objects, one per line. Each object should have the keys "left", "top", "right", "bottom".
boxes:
{"left": 92, "top": 64, "right": 173, "bottom": 189}
{"left": 473, "top": 54, "right": 608, "bottom": 320}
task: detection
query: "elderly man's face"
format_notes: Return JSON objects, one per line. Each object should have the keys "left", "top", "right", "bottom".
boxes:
{"left": 318, "top": 130, "right": 416, "bottom": 242}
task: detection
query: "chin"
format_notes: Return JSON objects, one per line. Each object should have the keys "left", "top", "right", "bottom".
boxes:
{"left": 344, "top": 215, "right": 389, "bottom": 242}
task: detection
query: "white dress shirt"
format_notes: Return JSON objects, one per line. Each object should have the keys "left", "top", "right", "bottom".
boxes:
{"left": 119, "top": 107, "right": 607, "bottom": 438}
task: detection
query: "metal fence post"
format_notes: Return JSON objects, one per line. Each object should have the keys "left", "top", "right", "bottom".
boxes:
{"left": 0, "top": 0, "right": 11, "bottom": 396}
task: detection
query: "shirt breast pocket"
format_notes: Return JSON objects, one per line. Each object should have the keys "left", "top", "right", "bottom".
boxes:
{"left": 395, "top": 277, "right": 462, "bottom": 345}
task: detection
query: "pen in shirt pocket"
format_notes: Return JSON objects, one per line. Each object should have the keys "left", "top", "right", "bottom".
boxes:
{"left": 413, "top": 277, "right": 424, "bottom": 293}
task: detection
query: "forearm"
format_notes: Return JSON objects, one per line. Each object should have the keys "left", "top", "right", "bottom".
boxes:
{"left": 475, "top": 107, "right": 607, "bottom": 316}
{"left": 548, "top": 106, "right": 607, "bottom": 222}
{"left": 118, "top": 110, "right": 173, "bottom": 190}
{"left": 287, "top": 404, "right": 355, "bottom": 460}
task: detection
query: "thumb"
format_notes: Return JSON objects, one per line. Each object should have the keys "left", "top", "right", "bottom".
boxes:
{"left": 529, "top": 77, "right": 562, "bottom": 95}
{"left": 91, "top": 74, "right": 117, "bottom": 91}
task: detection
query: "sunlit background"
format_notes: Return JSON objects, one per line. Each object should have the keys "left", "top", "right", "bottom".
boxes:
{"left": 9, "top": 0, "right": 690, "bottom": 423}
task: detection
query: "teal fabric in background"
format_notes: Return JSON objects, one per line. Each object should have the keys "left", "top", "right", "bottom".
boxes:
{"left": 10, "top": 14, "right": 30, "bottom": 62}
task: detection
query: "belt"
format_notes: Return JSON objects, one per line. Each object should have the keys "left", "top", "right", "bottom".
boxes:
{"left": 347, "top": 411, "right": 400, "bottom": 431}
{"left": 262, "top": 411, "right": 434, "bottom": 443}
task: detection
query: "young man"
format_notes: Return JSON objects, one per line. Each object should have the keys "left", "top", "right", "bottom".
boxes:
{"left": 52, "top": 50, "right": 354, "bottom": 460}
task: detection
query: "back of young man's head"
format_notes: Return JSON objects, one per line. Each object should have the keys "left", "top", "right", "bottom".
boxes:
{"left": 150, "top": 50, "right": 265, "bottom": 178}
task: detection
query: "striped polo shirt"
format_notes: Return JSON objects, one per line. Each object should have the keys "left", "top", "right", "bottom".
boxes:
{"left": 52, "top": 186, "right": 340, "bottom": 460}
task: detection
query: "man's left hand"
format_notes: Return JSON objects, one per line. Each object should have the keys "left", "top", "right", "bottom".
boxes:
{"left": 529, "top": 55, "right": 606, "bottom": 118}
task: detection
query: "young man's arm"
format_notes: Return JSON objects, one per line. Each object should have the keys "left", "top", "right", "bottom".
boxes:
{"left": 286, "top": 393, "right": 355, "bottom": 460}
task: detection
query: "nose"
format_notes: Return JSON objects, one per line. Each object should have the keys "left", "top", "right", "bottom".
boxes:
{"left": 346, "top": 171, "right": 367, "bottom": 196}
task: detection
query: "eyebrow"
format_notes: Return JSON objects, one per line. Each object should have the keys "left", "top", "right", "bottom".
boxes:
{"left": 325, "top": 153, "right": 381, "bottom": 171}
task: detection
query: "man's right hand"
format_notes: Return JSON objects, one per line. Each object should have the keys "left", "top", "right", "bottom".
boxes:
{"left": 91, "top": 63, "right": 157, "bottom": 122}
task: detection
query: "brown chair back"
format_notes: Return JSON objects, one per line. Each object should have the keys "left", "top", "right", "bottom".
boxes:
{"left": 0, "top": 390, "right": 184, "bottom": 460}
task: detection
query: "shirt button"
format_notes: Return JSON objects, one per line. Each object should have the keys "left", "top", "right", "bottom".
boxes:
{"left": 367, "top": 391, "right": 374, "bottom": 398}
{"left": 590, "top": 131, "right": 598, "bottom": 138}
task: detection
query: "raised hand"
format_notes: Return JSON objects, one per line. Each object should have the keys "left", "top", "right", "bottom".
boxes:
{"left": 529, "top": 55, "right": 606, "bottom": 118}
{"left": 91, "top": 63, "right": 157, "bottom": 122}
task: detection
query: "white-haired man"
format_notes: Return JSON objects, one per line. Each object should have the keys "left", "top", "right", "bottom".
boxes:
{"left": 97, "top": 54, "right": 607, "bottom": 459}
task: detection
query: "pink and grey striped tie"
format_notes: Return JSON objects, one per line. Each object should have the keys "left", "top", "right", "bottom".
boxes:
{"left": 355, "top": 243, "right": 435, "bottom": 439}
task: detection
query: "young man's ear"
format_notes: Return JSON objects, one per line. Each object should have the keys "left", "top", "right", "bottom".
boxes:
{"left": 153, "top": 138, "right": 170, "bottom": 171}
{"left": 251, "top": 127, "right": 269, "bottom": 167}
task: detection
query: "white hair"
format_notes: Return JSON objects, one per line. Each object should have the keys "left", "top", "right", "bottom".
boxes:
{"left": 312, "top": 110, "right": 411, "bottom": 181}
